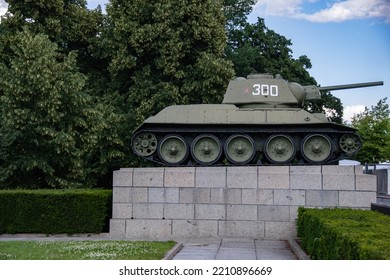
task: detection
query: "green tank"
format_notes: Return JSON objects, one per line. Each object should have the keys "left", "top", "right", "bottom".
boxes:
{"left": 131, "top": 74, "right": 383, "bottom": 166}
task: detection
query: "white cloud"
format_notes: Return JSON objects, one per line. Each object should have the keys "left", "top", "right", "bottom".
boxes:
{"left": 344, "top": 105, "right": 366, "bottom": 123}
{"left": 253, "top": 0, "right": 390, "bottom": 23}
{"left": 254, "top": 0, "right": 304, "bottom": 17}
{"left": 295, "top": 0, "right": 390, "bottom": 23}
{"left": 0, "top": 0, "right": 8, "bottom": 17}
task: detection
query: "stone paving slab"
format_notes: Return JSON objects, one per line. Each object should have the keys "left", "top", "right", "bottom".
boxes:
{"left": 256, "top": 240, "right": 297, "bottom": 260}
{"left": 172, "top": 238, "right": 299, "bottom": 260}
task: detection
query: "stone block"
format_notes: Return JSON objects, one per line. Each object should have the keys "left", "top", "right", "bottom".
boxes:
{"left": 339, "top": 191, "right": 376, "bottom": 208}
{"left": 242, "top": 189, "right": 273, "bottom": 205}
{"left": 164, "top": 204, "right": 194, "bottom": 219}
{"left": 165, "top": 188, "right": 180, "bottom": 203}
{"left": 265, "top": 222, "right": 296, "bottom": 239}
{"left": 195, "top": 188, "right": 211, "bottom": 203}
{"left": 227, "top": 166, "right": 257, "bottom": 188}
{"left": 219, "top": 221, "right": 265, "bottom": 238}
{"left": 289, "top": 206, "right": 299, "bottom": 222}
{"left": 257, "top": 205, "right": 290, "bottom": 222}
{"left": 210, "top": 188, "right": 225, "bottom": 204}
{"left": 149, "top": 188, "right": 164, "bottom": 203}
{"left": 226, "top": 189, "right": 241, "bottom": 204}
{"left": 112, "top": 203, "right": 132, "bottom": 219}
{"left": 113, "top": 187, "right": 131, "bottom": 203}
{"left": 290, "top": 166, "right": 321, "bottom": 174}
{"left": 131, "top": 188, "right": 148, "bottom": 203}
{"left": 258, "top": 166, "right": 289, "bottom": 189}
{"left": 355, "top": 165, "right": 364, "bottom": 174}
{"left": 195, "top": 204, "right": 225, "bottom": 220}
{"left": 133, "top": 168, "right": 164, "bottom": 187}
{"left": 355, "top": 174, "right": 376, "bottom": 191}
{"left": 149, "top": 187, "right": 179, "bottom": 203}
{"left": 195, "top": 167, "right": 226, "bottom": 188}
{"left": 109, "top": 219, "right": 126, "bottom": 237}
{"left": 274, "top": 190, "right": 305, "bottom": 206}
{"left": 179, "top": 188, "right": 194, "bottom": 203}
{"left": 290, "top": 166, "right": 322, "bottom": 190}
{"left": 322, "top": 165, "right": 354, "bottom": 174}
{"left": 132, "top": 204, "right": 164, "bottom": 219}
{"left": 172, "top": 220, "right": 218, "bottom": 238}
{"left": 113, "top": 168, "right": 133, "bottom": 187}
{"left": 125, "top": 219, "right": 172, "bottom": 239}
{"left": 323, "top": 174, "right": 354, "bottom": 190}
{"left": 306, "top": 190, "right": 339, "bottom": 207}
{"left": 227, "top": 205, "right": 257, "bottom": 221}
{"left": 259, "top": 166, "right": 290, "bottom": 174}
{"left": 164, "top": 167, "right": 195, "bottom": 188}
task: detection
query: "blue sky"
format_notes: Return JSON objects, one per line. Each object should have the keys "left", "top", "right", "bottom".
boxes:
{"left": 1, "top": 0, "right": 389, "bottom": 121}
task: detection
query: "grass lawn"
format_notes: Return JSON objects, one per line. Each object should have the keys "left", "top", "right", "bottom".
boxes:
{"left": 0, "top": 240, "right": 176, "bottom": 260}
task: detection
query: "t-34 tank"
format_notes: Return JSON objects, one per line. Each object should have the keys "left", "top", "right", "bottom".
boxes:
{"left": 131, "top": 74, "right": 383, "bottom": 166}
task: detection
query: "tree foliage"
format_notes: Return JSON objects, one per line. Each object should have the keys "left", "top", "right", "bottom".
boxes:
{"left": 106, "top": 0, "right": 234, "bottom": 125}
{"left": 1, "top": 0, "right": 104, "bottom": 70}
{"left": 225, "top": 18, "right": 314, "bottom": 83}
{"left": 0, "top": 30, "right": 94, "bottom": 188}
{"left": 223, "top": 0, "right": 256, "bottom": 31}
{"left": 351, "top": 98, "right": 390, "bottom": 163}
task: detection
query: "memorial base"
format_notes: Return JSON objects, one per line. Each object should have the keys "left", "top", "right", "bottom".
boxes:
{"left": 109, "top": 166, "right": 376, "bottom": 239}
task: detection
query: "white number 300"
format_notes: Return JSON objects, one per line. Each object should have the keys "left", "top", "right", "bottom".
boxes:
{"left": 252, "top": 84, "right": 278, "bottom": 96}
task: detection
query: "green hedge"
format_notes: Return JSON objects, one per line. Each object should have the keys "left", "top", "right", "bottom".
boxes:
{"left": 297, "top": 208, "right": 390, "bottom": 260}
{"left": 0, "top": 189, "right": 112, "bottom": 234}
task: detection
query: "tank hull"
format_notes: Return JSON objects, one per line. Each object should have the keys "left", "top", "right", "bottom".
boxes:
{"left": 132, "top": 104, "right": 361, "bottom": 166}
{"left": 140, "top": 104, "right": 328, "bottom": 125}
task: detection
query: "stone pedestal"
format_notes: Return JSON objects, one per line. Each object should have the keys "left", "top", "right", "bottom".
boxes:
{"left": 110, "top": 166, "right": 376, "bottom": 239}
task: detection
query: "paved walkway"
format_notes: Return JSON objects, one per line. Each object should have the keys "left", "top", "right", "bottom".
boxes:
{"left": 172, "top": 238, "right": 300, "bottom": 260}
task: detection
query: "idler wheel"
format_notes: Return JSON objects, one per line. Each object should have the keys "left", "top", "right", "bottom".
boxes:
{"left": 158, "top": 135, "right": 188, "bottom": 165}
{"left": 301, "top": 134, "right": 332, "bottom": 164}
{"left": 339, "top": 134, "right": 362, "bottom": 154}
{"left": 224, "top": 134, "right": 255, "bottom": 165}
{"left": 264, "top": 134, "right": 296, "bottom": 164}
{"left": 132, "top": 132, "right": 157, "bottom": 157}
{"left": 191, "top": 134, "right": 222, "bottom": 165}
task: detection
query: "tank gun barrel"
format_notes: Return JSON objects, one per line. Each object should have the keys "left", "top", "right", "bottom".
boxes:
{"left": 319, "top": 81, "right": 383, "bottom": 92}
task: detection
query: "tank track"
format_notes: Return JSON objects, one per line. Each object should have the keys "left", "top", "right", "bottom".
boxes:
{"left": 131, "top": 124, "right": 361, "bottom": 166}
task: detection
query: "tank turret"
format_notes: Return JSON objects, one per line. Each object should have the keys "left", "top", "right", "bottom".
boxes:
{"left": 222, "top": 74, "right": 383, "bottom": 108}
{"left": 131, "top": 74, "right": 383, "bottom": 166}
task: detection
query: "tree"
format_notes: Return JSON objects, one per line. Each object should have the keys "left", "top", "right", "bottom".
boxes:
{"left": 1, "top": 0, "right": 104, "bottom": 72}
{"left": 0, "top": 1, "right": 126, "bottom": 187}
{"left": 226, "top": 18, "right": 315, "bottom": 83}
{"left": 0, "top": 30, "right": 108, "bottom": 188}
{"left": 106, "top": 0, "right": 234, "bottom": 125}
{"left": 223, "top": 0, "right": 256, "bottom": 32}
{"left": 351, "top": 98, "right": 390, "bottom": 163}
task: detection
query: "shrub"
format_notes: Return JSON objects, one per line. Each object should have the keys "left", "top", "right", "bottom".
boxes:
{"left": 297, "top": 208, "right": 390, "bottom": 260}
{"left": 0, "top": 189, "right": 112, "bottom": 234}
